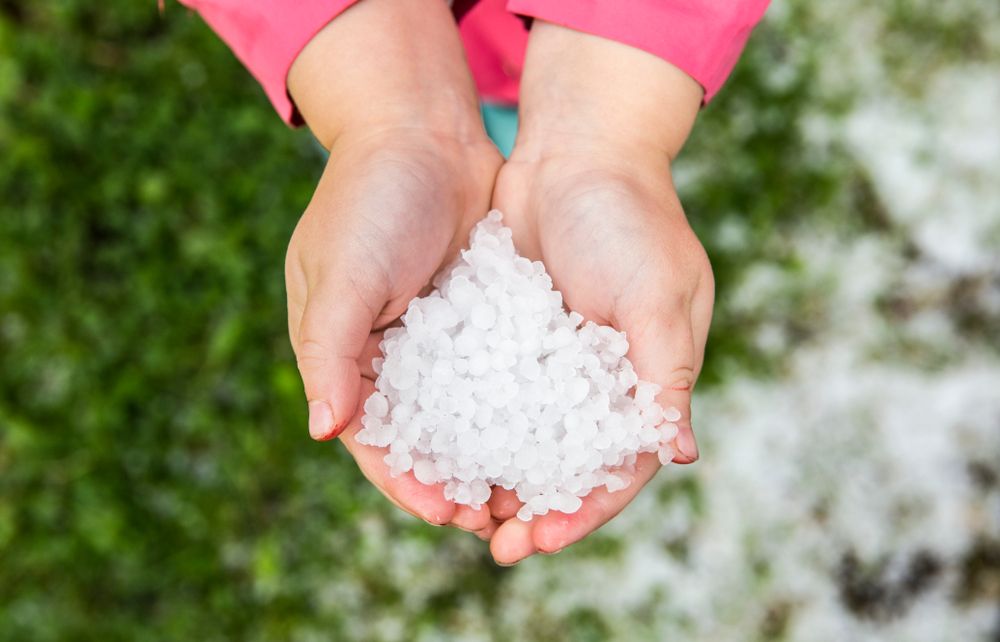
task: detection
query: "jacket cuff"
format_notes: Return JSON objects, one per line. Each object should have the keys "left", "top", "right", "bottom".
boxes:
{"left": 506, "top": 0, "right": 769, "bottom": 103}
{"left": 179, "top": 0, "right": 361, "bottom": 125}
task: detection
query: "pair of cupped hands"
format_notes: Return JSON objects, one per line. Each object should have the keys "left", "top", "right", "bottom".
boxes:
{"left": 284, "top": 0, "right": 714, "bottom": 565}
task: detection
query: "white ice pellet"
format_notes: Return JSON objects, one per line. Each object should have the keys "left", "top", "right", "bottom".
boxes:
{"left": 605, "top": 472, "right": 631, "bottom": 493}
{"left": 430, "top": 360, "right": 454, "bottom": 385}
{"left": 468, "top": 350, "right": 490, "bottom": 377}
{"left": 363, "top": 393, "right": 389, "bottom": 418}
{"left": 660, "top": 422, "right": 680, "bottom": 442}
{"left": 566, "top": 377, "right": 590, "bottom": 406}
{"left": 412, "top": 458, "right": 439, "bottom": 485}
{"left": 663, "top": 406, "right": 682, "bottom": 423}
{"left": 470, "top": 303, "right": 497, "bottom": 330}
{"left": 354, "top": 211, "right": 680, "bottom": 520}
{"left": 515, "top": 504, "right": 534, "bottom": 522}
{"left": 634, "top": 382, "right": 660, "bottom": 409}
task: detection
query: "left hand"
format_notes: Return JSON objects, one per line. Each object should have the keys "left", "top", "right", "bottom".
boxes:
{"left": 481, "top": 21, "right": 714, "bottom": 564}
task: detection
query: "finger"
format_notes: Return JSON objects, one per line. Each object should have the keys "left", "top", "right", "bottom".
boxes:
{"left": 474, "top": 519, "right": 500, "bottom": 542}
{"left": 295, "top": 278, "right": 380, "bottom": 441}
{"left": 490, "top": 515, "right": 537, "bottom": 565}
{"left": 486, "top": 487, "right": 523, "bottom": 521}
{"left": 626, "top": 310, "right": 699, "bottom": 463}
{"left": 338, "top": 378, "right": 457, "bottom": 525}
{"left": 690, "top": 272, "right": 715, "bottom": 376}
{"left": 530, "top": 451, "right": 661, "bottom": 553}
{"left": 450, "top": 503, "right": 492, "bottom": 532}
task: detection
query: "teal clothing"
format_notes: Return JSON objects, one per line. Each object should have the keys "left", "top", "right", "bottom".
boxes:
{"left": 481, "top": 103, "right": 518, "bottom": 158}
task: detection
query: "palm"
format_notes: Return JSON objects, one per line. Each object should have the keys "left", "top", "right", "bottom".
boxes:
{"left": 485, "top": 157, "right": 714, "bottom": 561}
{"left": 286, "top": 133, "right": 502, "bottom": 530}
{"left": 287, "top": 140, "right": 493, "bottom": 331}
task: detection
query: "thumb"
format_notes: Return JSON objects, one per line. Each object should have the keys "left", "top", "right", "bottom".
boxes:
{"left": 625, "top": 312, "right": 699, "bottom": 464}
{"left": 294, "top": 280, "right": 378, "bottom": 441}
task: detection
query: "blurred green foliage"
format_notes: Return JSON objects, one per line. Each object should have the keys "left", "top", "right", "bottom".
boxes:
{"left": 0, "top": 1, "right": 893, "bottom": 640}
{"left": 0, "top": 4, "right": 500, "bottom": 639}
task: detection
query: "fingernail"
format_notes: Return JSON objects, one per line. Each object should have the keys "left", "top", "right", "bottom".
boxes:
{"left": 308, "top": 400, "right": 335, "bottom": 440}
{"left": 676, "top": 426, "right": 699, "bottom": 461}
{"left": 496, "top": 560, "right": 520, "bottom": 567}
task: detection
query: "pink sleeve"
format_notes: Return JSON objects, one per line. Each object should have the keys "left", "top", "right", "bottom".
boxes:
{"left": 177, "top": 0, "right": 361, "bottom": 125}
{"left": 505, "top": 0, "right": 770, "bottom": 103}
{"left": 460, "top": 0, "right": 529, "bottom": 105}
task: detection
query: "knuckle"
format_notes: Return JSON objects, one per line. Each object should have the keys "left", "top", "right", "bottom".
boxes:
{"left": 295, "top": 339, "right": 332, "bottom": 371}
{"left": 668, "top": 366, "right": 695, "bottom": 392}
{"left": 536, "top": 541, "right": 564, "bottom": 555}
{"left": 424, "top": 512, "right": 451, "bottom": 527}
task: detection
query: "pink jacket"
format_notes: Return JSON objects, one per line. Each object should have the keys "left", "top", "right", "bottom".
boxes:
{"left": 178, "top": 0, "right": 769, "bottom": 125}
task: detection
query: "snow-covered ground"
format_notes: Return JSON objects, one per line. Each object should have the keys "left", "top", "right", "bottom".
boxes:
{"left": 494, "top": 239, "right": 999, "bottom": 640}
{"left": 322, "top": 3, "right": 999, "bottom": 640}
{"left": 485, "top": 3, "right": 1000, "bottom": 640}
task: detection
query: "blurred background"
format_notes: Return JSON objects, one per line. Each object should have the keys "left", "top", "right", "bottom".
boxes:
{"left": 1, "top": 1, "right": 998, "bottom": 640}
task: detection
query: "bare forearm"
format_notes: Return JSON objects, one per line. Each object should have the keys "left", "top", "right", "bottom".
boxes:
{"left": 287, "top": 0, "right": 484, "bottom": 150}
{"left": 514, "top": 21, "right": 703, "bottom": 163}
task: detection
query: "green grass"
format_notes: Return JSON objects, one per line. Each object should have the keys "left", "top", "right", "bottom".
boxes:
{"left": 0, "top": 2, "right": 890, "bottom": 640}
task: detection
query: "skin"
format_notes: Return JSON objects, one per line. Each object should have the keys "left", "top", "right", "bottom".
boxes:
{"left": 285, "top": 1, "right": 713, "bottom": 559}
{"left": 485, "top": 23, "right": 713, "bottom": 563}
{"left": 286, "top": 0, "right": 502, "bottom": 535}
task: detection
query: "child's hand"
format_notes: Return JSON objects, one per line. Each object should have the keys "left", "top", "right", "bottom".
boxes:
{"left": 486, "top": 147, "right": 713, "bottom": 561}
{"left": 285, "top": 129, "right": 501, "bottom": 532}
{"left": 483, "top": 21, "right": 713, "bottom": 563}
{"left": 284, "top": 0, "right": 502, "bottom": 534}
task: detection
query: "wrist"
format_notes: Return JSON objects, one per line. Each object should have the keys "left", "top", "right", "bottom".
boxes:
{"left": 513, "top": 21, "right": 703, "bottom": 163}
{"left": 287, "top": 0, "right": 487, "bottom": 150}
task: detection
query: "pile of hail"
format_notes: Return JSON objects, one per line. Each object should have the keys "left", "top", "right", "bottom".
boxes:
{"left": 356, "top": 211, "right": 680, "bottom": 521}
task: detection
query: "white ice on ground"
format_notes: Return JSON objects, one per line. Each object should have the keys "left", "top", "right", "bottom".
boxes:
{"left": 355, "top": 211, "right": 680, "bottom": 518}
{"left": 315, "top": 4, "right": 1000, "bottom": 641}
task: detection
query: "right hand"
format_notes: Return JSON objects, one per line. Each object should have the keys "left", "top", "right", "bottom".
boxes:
{"left": 284, "top": 0, "right": 503, "bottom": 536}
{"left": 286, "top": 129, "right": 503, "bottom": 534}
{"left": 483, "top": 21, "right": 710, "bottom": 564}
